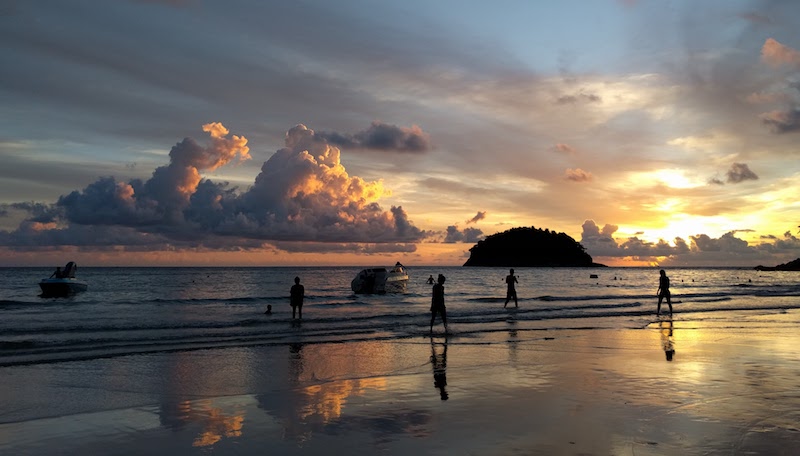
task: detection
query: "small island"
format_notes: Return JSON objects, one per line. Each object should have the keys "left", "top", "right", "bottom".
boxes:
{"left": 754, "top": 258, "right": 800, "bottom": 271}
{"left": 463, "top": 226, "right": 605, "bottom": 267}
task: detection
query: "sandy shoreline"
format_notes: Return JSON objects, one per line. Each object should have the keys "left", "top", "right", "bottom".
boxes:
{"left": 2, "top": 311, "right": 800, "bottom": 455}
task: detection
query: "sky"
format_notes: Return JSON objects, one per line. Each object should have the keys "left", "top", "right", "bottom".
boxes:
{"left": 1, "top": 0, "right": 800, "bottom": 267}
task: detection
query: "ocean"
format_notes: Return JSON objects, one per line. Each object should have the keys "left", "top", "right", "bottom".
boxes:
{"left": 2, "top": 265, "right": 799, "bottom": 368}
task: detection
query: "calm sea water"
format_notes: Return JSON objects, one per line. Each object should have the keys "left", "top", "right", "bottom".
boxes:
{"left": 1, "top": 266, "right": 799, "bottom": 367}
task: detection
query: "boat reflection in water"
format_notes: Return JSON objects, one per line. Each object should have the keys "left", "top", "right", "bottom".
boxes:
{"left": 350, "top": 262, "right": 409, "bottom": 294}
{"left": 39, "top": 261, "right": 88, "bottom": 297}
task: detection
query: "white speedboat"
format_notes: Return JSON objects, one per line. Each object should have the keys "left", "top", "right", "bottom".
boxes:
{"left": 351, "top": 262, "right": 409, "bottom": 294}
{"left": 40, "top": 261, "right": 88, "bottom": 296}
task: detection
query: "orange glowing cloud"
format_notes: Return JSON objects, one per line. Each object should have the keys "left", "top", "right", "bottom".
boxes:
{"left": 761, "top": 38, "right": 800, "bottom": 68}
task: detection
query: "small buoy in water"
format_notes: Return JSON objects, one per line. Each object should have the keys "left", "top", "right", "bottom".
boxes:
{"left": 590, "top": 274, "right": 598, "bottom": 278}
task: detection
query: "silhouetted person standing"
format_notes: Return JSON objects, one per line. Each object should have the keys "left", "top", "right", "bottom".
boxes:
{"left": 426, "top": 275, "right": 435, "bottom": 284}
{"left": 504, "top": 268, "right": 518, "bottom": 308}
{"left": 430, "top": 274, "right": 447, "bottom": 333}
{"left": 657, "top": 269, "right": 672, "bottom": 316}
{"left": 290, "top": 276, "right": 304, "bottom": 319}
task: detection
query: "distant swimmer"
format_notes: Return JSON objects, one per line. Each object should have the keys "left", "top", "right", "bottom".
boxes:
{"left": 430, "top": 274, "right": 448, "bottom": 333}
{"left": 264, "top": 304, "right": 272, "bottom": 315}
{"left": 657, "top": 269, "right": 672, "bottom": 316}
{"left": 504, "top": 268, "right": 518, "bottom": 308}
{"left": 426, "top": 275, "right": 435, "bottom": 284}
{"left": 290, "top": 276, "right": 304, "bottom": 319}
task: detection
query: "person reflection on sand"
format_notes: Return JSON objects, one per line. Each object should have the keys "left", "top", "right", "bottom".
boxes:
{"left": 430, "top": 336, "right": 448, "bottom": 400}
{"left": 659, "top": 317, "right": 675, "bottom": 361}
{"left": 289, "top": 342, "right": 304, "bottom": 385}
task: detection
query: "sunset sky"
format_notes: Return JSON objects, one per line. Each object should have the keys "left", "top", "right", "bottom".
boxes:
{"left": 2, "top": 0, "right": 800, "bottom": 267}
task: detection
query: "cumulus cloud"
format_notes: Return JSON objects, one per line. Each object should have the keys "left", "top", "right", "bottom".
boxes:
{"left": 580, "top": 219, "right": 800, "bottom": 266}
{"left": 761, "top": 38, "right": 800, "bottom": 68}
{"left": 564, "top": 168, "right": 593, "bottom": 182}
{"left": 466, "top": 211, "right": 486, "bottom": 224}
{"left": 581, "top": 219, "right": 689, "bottom": 258}
{"left": 443, "top": 225, "right": 484, "bottom": 244}
{"left": 0, "top": 123, "right": 429, "bottom": 253}
{"left": 691, "top": 232, "right": 750, "bottom": 253}
{"left": 317, "top": 121, "right": 431, "bottom": 153}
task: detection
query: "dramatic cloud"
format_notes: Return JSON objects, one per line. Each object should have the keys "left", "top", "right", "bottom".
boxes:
{"left": 443, "top": 225, "right": 484, "bottom": 244}
{"left": 465, "top": 211, "right": 486, "bottom": 224}
{"left": 564, "top": 168, "right": 592, "bottom": 182}
{"left": 317, "top": 121, "right": 431, "bottom": 153}
{"left": 725, "top": 163, "right": 759, "bottom": 183}
{"left": 0, "top": 123, "right": 428, "bottom": 253}
{"left": 761, "top": 38, "right": 800, "bottom": 68}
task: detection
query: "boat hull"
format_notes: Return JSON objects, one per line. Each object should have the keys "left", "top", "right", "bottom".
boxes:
{"left": 351, "top": 267, "right": 408, "bottom": 294}
{"left": 39, "top": 278, "right": 88, "bottom": 297}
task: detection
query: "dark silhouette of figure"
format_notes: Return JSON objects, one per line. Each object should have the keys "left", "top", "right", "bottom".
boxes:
{"left": 430, "top": 336, "right": 448, "bottom": 400}
{"left": 264, "top": 304, "right": 272, "bottom": 315}
{"left": 659, "top": 317, "right": 675, "bottom": 361}
{"left": 657, "top": 269, "right": 672, "bottom": 315}
{"left": 290, "top": 276, "right": 304, "bottom": 319}
{"left": 49, "top": 266, "right": 62, "bottom": 279}
{"left": 426, "top": 275, "right": 435, "bottom": 284}
{"left": 430, "top": 274, "right": 447, "bottom": 333}
{"left": 504, "top": 268, "right": 518, "bottom": 308}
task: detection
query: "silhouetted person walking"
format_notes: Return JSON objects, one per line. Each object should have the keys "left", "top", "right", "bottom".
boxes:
{"left": 657, "top": 269, "right": 672, "bottom": 316}
{"left": 290, "top": 276, "right": 304, "bottom": 319}
{"left": 504, "top": 268, "right": 518, "bottom": 308}
{"left": 430, "top": 274, "right": 447, "bottom": 333}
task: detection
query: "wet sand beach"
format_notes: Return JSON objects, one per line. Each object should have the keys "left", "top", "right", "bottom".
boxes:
{"left": 2, "top": 311, "right": 800, "bottom": 455}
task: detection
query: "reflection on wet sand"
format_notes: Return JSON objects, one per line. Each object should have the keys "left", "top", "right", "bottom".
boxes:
{"left": 660, "top": 317, "right": 675, "bottom": 362}
{"left": 430, "top": 336, "right": 448, "bottom": 400}
{"left": 187, "top": 400, "right": 245, "bottom": 447}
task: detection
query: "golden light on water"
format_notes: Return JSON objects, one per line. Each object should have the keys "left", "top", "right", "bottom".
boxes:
{"left": 298, "top": 377, "right": 388, "bottom": 423}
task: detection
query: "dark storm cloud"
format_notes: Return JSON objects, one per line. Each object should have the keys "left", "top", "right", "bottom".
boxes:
{"left": 0, "top": 124, "right": 429, "bottom": 252}
{"left": 317, "top": 122, "right": 431, "bottom": 153}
